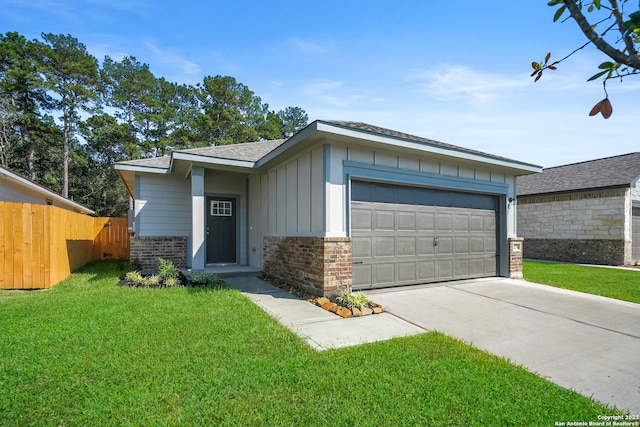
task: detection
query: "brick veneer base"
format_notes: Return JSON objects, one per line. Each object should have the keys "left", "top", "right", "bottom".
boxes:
{"left": 523, "top": 238, "right": 625, "bottom": 266}
{"left": 263, "top": 236, "right": 352, "bottom": 296}
{"left": 508, "top": 237, "right": 524, "bottom": 279}
{"left": 130, "top": 236, "right": 187, "bottom": 270}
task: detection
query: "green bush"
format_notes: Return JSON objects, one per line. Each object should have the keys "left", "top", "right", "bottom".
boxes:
{"left": 124, "top": 270, "right": 145, "bottom": 286}
{"left": 157, "top": 258, "right": 181, "bottom": 286}
{"left": 336, "top": 290, "right": 368, "bottom": 309}
{"left": 117, "top": 259, "right": 143, "bottom": 280}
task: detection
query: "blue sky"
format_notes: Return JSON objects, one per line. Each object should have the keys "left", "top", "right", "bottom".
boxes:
{"left": 2, "top": 0, "right": 638, "bottom": 168}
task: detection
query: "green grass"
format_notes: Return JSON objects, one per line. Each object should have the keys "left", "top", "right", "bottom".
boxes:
{"left": 523, "top": 260, "right": 640, "bottom": 304}
{"left": 1, "top": 261, "right": 620, "bottom": 425}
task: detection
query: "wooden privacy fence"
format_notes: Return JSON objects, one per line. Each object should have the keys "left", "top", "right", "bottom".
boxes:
{"left": 0, "top": 201, "right": 130, "bottom": 290}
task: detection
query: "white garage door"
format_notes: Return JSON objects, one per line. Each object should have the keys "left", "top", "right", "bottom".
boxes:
{"left": 351, "top": 181, "right": 498, "bottom": 290}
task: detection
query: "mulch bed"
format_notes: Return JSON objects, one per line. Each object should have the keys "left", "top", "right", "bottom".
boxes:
{"left": 259, "top": 274, "right": 384, "bottom": 319}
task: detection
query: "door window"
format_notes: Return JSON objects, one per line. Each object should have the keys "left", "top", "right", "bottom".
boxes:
{"left": 211, "top": 200, "right": 232, "bottom": 216}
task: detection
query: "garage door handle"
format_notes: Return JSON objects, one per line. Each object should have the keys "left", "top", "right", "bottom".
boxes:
{"left": 353, "top": 261, "right": 364, "bottom": 265}
{"left": 433, "top": 237, "right": 439, "bottom": 246}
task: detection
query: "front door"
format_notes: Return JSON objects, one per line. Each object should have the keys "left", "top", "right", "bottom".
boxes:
{"left": 206, "top": 197, "right": 237, "bottom": 264}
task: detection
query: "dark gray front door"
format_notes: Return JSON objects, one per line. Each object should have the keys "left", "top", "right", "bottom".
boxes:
{"left": 206, "top": 197, "right": 236, "bottom": 264}
{"left": 351, "top": 181, "right": 498, "bottom": 290}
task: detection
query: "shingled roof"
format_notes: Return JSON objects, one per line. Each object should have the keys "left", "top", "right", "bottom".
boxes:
{"left": 117, "top": 139, "right": 287, "bottom": 169}
{"left": 323, "top": 120, "right": 536, "bottom": 167}
{"left": 517, "top": 152, "right": 640, "bottom": 196}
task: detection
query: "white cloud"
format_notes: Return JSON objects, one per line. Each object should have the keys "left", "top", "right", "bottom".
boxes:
{"left": 299, "top": 80, "right": 375, "bottom": 108}
{"left": 288, "top": 38, "right": 333, "bottom": 54}
{"left": 406, "top": 66, "right": 531, "bottom": 106}
{"left": 143, "top": 40, "right": 201, "bottom": 82}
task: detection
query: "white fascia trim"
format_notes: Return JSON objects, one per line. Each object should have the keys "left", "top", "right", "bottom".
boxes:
{"left": 254, "top": 122, "right": 320, "bottom": 168}
{"left": 315, "top": 121, "right": 542, "bottom": 174}
{"left": 114, "top": 163, "right": 170, "bottom": 174}
{"left": 171, "top": 152, "right": 256, "bottom": 169}
{"left": 0, "top": 168, "right": 95, "bottom": 215}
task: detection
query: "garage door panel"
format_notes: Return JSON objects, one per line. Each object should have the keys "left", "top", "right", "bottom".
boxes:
{"left": 454, "top": 259, "right": 469, "bottom": 276}
{"left": 375, "top": 211, "right": 394, "bottom": 230}
{"left": 397, "top": 262, "right": 416, "bottom": 282}
{"left": 418, "top": 237, "right": 436, "bottom": 256}
{"left": 419, "top": 261, "right": 436, "bottom": 280}
{"left": 351, "top": 207, "right": 372, "bottom": 230}
{"left": 454, "top": 214, "right": 469, "bottom": 231}
{"left": 351, "top": 182, "right": 498, "bottom": 290}
{"left": 417, "top": 212, "right": 435, "bottom": 231}
{"left": 484, "top": 215, "right": 496, "bottom": 232}
{"left": 375, "top": 263, "right": 395, "bottom": 284}
{"left": 470, "top": 236, "right": 485, "bottom": 253}
{"left": 353, "top": 264, "right": 372, "bottom": 287}
{"left": 454, "top": 237, "right": 469, "bottom": 254}
{"left": 397, "top": 211, "right": 416, "bottom": 230}
{"left": 469, "top": 215, "right": 484, "bottom": 232}
{"left": 485, "top": 236, "right": 497, "bottom": 252}
{"left": 436, "top": 259, "right": 453, "bottom": 279}
{"left": 437, "top": 236, "right": 453, "bottom": 255}
{"left": 373, "top": 237, "right": 395, "bottom": 257}
{"left": 436, "top": 213, "right": 452, "bottom": 231}
{"left": 396, "top": 237, "right": 416, "bottom": 256}
{"left": 352, "top": 237, "right": 372, "bottom": 258}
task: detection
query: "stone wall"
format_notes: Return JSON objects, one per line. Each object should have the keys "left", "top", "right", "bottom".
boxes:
{"left": 518, "top": 189, "right": 626, "bottom": 240}
{"left": 130, "top": 236, "right": 187, "bottom": 270}
{"left": 523, "top": 238, "right": 625, "bottom": 265}
{"left": 263, "top": 236, "right": 352, "bottom": 296}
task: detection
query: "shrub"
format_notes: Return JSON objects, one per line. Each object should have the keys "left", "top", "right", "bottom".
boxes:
{"left": 124, "top": 270, "right": 145, "bottom": 286}
{"left": 157, "top": 258, "right": 180, "bottom": 284}
{"left": 145, "top": 275, "right": 161, "bottom": 287}
{"left": 118, "top": 259, "right": 143, "bottom": 280}
{"left": 336, "top": 290, "right": 368, "bottom": 309}
{"left": 164, "top": 276, "right": 178, "bottom": 288}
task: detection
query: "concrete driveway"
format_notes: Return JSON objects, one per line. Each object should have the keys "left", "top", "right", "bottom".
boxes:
{"left": 367, "top": 278, "right": 640, "bottom": 414}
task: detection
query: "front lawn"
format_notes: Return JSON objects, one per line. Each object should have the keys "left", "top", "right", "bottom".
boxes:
{"left": 523, "top": 260, "right": 640, "bottom": 304}
{"left": 0, "top": 261, "right": 620, "bottom": 425}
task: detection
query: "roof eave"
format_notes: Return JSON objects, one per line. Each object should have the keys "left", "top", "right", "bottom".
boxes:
{"left": 171, "top": 152, "right": 256, "bottom": 169}
{"left": 518, "top": 183, "right": 631, "bottom": 197}
{"left": 0, "top": 167, "right": 95, "bottom": 215}
{"left": 114, "top": 163, "right": 170, "bottom": 174}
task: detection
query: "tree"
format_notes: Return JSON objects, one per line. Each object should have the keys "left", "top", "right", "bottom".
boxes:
{"left": 40, "top": 33, "right": 100, "bottom": 198}
{"left": 197, "top": 75, "right": 263, "bottom": 145}
{"left": 277, "top": 106, "right": 309, "bottom": 138}
{"left": 73, "top": 113, "right": 130, "bottom": 216}
{"left": 532, "top": 0, "right": 640, "bottom": 118}
{"left": 100, "top": 56, "right": 157, "bottom": 157}
{"left": 0, "top": 32, "right": 52, "bottom": 178}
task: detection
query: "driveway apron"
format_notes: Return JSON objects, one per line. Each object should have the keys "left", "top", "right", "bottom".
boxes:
{"left": 368, "top": 278, "right": 640, "bottom": 414}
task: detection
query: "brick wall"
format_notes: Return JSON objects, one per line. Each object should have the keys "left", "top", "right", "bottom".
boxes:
{"left": 130, "top": 236, "right": 187, "bottom": 270}
{"left": 508, "top": 237, "right": 524, "bottom": 279}
{"left": 263, "top": 236, "right": 352, "bottom": 296}
{"left": 524, "top": 238, "right": 625, "bottom": 265}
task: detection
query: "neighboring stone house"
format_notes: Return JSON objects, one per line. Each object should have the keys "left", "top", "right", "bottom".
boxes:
{"left": 517, "top": 152, "right": 640, "bottom": 265}
{"left": 116, "top": 120, "right": 540, "bottom": 295}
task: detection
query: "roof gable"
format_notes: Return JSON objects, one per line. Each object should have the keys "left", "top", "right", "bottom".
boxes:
{"left": 517, "top": 152, "right": 640, "bottom": 196}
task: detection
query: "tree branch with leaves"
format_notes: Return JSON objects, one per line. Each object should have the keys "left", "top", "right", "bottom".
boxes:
{"left": 531, "top": 0, "right": 640, "bottom": 118}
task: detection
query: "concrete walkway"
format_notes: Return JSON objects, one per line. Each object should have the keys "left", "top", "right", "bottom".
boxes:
{"left": 225, "top": 275, "right": 640, "bottom": 414}
{"left": 369, "top": 278, "right": 640, "bottom": 415}
{"left": 224, "top": 276, "right": 424, "bottom": 351}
